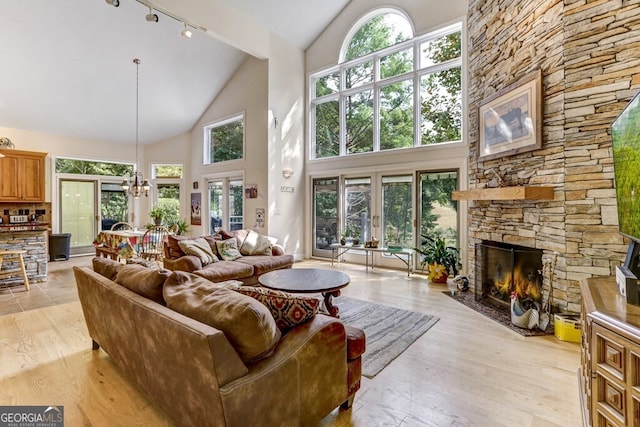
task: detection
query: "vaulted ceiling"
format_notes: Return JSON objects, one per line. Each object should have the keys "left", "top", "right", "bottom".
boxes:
{"left": 0, "top": 0, "right": 350, "bottom": 145}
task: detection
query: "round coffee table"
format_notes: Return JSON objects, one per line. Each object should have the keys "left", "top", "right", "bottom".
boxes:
{"left": 258, "top": 268, "right": 350, "bottom": 318}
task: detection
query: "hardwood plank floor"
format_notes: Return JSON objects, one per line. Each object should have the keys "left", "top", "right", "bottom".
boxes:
{"left": 0, "top": 256, "right": 582, "bottom": 426}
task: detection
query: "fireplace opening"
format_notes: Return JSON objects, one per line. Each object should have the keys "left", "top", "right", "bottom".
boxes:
{"left": 475, "top": 241, "right": 543, "bottom": 310}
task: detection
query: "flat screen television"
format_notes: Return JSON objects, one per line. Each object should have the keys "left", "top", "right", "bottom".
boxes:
{"left": 611, "top": 91, "right": 640, "bottom": 279}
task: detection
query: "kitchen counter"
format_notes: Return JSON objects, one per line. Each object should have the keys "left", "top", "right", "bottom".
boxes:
{"left": 0, "top": 225, "right": 48, "bottom": 285}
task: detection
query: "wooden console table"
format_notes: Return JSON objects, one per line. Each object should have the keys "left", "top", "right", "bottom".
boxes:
{"left": 330, "top": 243, "right": 414, "bottom": 276}
{"left": 581, "top": 276, "right": 640, "bottom": 426}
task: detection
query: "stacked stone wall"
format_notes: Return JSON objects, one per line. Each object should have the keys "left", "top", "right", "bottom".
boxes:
{"left": 467, "top": 0, "right": 639, "bottom": 312}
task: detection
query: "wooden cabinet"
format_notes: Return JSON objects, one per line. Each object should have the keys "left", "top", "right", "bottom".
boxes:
{"left": 0, "top": 149, "right": 46, "bottom": 202}
{"left": 581, "top": 276, "right": 640, "bottom": 426}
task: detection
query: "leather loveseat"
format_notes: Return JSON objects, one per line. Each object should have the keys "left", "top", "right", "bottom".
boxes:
{"left": 163, "top": 229, "right": 294, "bottom": 285}
{"left": 74, "top": 257, "right": 365, "bottom": 427}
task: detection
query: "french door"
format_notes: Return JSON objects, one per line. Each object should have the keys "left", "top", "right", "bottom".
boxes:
{"left": 207, "top": 177, "right": 244, "bottom": 233}
{"left": 312, "top": 170, "right": 458, "bottom": 270}
{"left": 59, "top": 179, "right": 128, "bottom": 255}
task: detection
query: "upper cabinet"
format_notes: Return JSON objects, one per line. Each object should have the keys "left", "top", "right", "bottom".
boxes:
{"left": 0, "top": 149, "right": 47, "bottom": 202}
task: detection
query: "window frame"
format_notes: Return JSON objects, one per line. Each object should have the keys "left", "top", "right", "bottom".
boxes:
{"left": 309, "top": 21, "right": 463, "bottom": 160}
{"left": 203, "top": 113, "right": 246, "bottom": 165}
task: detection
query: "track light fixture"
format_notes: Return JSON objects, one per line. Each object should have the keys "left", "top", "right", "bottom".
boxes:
{"left": 180, "top": 22, "right": 192, "bottom": 38}
{"left": 145, "top": 7, "right": 159, "bottom": 22}
{"left": 105, "top": 0, "right": 120, "bottom": 7}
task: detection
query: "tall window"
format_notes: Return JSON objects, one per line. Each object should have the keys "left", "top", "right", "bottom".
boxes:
{"left": 310, "top": 14, "right": 462, "bottom": 159}
{"left": 152, "top": 164, "right": 183, "bottom": 227}
{"left": 205, "top": 114, "right": 244, "bottom": 164}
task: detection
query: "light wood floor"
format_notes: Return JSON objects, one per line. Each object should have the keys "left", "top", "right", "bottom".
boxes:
{"left": 0, "top": 256, "right": 582, "bottom": 426}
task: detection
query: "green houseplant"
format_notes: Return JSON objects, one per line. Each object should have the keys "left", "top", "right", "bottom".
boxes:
{"left": 149, "top": 206, "right": 165, "bottom": 225}
{"left": 414, "top": 235, "right": 459, "bottom": 283}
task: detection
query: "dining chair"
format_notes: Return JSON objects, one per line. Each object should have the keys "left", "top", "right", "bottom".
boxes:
{"left": 140, "top": 226, "right": 170, "bottom": 261}
{"left": 111, "top": 222, "right": 134, "bottom": 231}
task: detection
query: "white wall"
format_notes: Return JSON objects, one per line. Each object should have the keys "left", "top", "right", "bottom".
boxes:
{"left": 189, "top": 56, "right": 269, "bottom": 237}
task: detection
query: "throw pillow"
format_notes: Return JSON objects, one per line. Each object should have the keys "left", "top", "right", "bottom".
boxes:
{"left": 230, "top": 285, "right": 320, "bottom": 333}
{"left": 115, "top": 264, "right": 172, "bottom": 305}
{"left": 163, "top": 271, "right": 280, "bottom": 363}
{"left": 178, "top": 238, "right": 218, "bottom": 265}
{"left": 216, "top": 238, "right": 242, "bottom": 261}
{"left": 92, "top": 256, "right": 123, "bottom": 280}
{"left": 240, "top": 230, "right": 273, "bottom": 256}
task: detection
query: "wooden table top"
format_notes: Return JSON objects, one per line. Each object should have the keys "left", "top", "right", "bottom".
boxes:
{"left": 258, "top": 268, "right": 350, "bottom": 294}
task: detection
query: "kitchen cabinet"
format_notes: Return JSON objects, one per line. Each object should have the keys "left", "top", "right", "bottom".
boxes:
{"left": 0, "top": 149, "right": 47, "bottom": 202}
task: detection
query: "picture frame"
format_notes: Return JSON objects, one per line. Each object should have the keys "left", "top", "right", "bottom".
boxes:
{"left": 477, "top": 69, "right": 542, "bottom": 161}
{"left": 190, "top": 193, "right": 201, "bottom": 226}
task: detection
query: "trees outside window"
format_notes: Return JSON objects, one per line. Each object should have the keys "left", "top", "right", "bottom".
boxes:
{"left": 311, "top": 15, "right": 462, "bottom": 159}
{"left": 205, "top": 115, "right": 244, "bottom": 164}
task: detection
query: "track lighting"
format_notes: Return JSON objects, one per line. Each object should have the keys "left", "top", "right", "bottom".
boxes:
{"left": 145, "top": 7, "right": 159, "bottom": 22}
{"left": 180, "top": 22, "right": 192, "bottom": 38}
{"left": 105, "top": 0, "right": 119, "bottom": 7}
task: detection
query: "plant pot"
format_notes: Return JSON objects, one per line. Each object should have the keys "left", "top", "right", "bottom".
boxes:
{"left": 340, "top": 238, "right": 346, "bottom": 245}
{"left": 352, "top": 238, "right": 360, "bottom": 246}
{"left": 430, "top": 273, "right": 449, "bottom": 284}
{"left": 428, "top": 263, "right": 448, "bottom": 283}
{"left": 153, "top": 218, "right": 163, "bottom": 225}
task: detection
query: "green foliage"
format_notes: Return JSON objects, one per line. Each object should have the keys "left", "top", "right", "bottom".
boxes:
{"left": 414, "top": 235, "right": 460, "bottom": 276}
{"left": 149, "top": 206, "right": 165, "bottom": 220}
{"left": 210, "top": 119, "right": 243, "bottom": 163}
{"left": 154, "top": 165, "right": 183, "bottom": 178}
{"left": 171, "top": 218, "right": 190, "bottom": 236}
{"left": 56, "top": 158, "right": 132, "bottom": 176}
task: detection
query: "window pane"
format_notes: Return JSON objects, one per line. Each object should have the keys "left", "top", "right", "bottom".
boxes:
{"left": 420, "top": 31, "right": 461, "bottom": 68}
{"left": 418, "top": 171, "right": 458, "bottom": 245}
{"left": 382, "top": 175, "right": 413, "bottom": 247}
{"left": 229, "top": 179, "right": 243, "bottom": 231}
{"left": 101, "top": 182, "right": 128, "bottom": 230}
{"left": 420, "top": 67, "right": 462, "bottom": 145}
{"left": 346, "top": 90, "right": 374, "bottom": 154}
{"left": 209, "top": 181, "right": 223, "bottom": 232}
{"left": 56, "top": 158, "right": 132, "bottom": 176}
{"left": 344, "top": 178, "right": 371, "bottom": 242}
{"left": 153, "top": 164, "right": 183, "bottom": 178}
{"left": 380, "top": 48, "right": 413, "bottom": 80}
{"left": 209, "top": 118, "right": 244, "bottom": 163}
{"left": 157, "top": 183, "right": 180, "bottom": 226}
{"left": 313, "top": 178, "right": 339, "bottom": 253}
{"left": 315, "top": 100, "right": 340, "bottom": 158}
{"left": 345, "top": 13, "right": 413, "bottom": 61}
{"left": 380, "top": 80, "right": 414, "bottom": 150}
{"left": 315, "top": 72, "right": 340, "bottom": 97}
{"left": 345, "top": 60, "right": 373, "bottom": 89}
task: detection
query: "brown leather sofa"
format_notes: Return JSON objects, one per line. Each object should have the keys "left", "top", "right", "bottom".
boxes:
{"left": 74, "top": 258, "right": 364, "bottom": 427}
{"left": 163, "top": 229, "right": 294, "bottom": 285}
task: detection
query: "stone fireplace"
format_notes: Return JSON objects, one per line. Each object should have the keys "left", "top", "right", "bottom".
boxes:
{"left": 475, "top": 241, "right": 543, "bottom": 311}
{"left": 464, "top": 0, "right": 640, "bottom": 314}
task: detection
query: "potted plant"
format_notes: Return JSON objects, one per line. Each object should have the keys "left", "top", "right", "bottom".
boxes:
{"left": 149, "top": 206, "right": 165, "bottom": 226}
{"left": 414, "top": 235, "right": 459, "bottom": 283}
{"left": 170, "top": 218, "right": 190, "bottom": 236}
{"left": 340, "top": 231, "right": 347, "bottom": 246}
{"left": 351, "top": 227, "right": 361, "bottom": 246}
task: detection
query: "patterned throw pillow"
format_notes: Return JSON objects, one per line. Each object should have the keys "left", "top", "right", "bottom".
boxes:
{"left": 230, "top": 285, "right": 320, "bottom": 332}
{"left": 216, "top": 238, "right": 242, "bottom": 261}
{"left": 178, "top": 238, "right": 218, "bottom": 265}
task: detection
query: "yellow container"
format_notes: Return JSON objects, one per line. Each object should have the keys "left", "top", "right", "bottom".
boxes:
{"left": 554, "top": 313, "right": 581, "bottom": 343}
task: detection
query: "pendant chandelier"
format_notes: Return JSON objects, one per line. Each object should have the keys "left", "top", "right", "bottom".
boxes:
{"left": 121, "top": 58, "right": 151, "bottom": 198}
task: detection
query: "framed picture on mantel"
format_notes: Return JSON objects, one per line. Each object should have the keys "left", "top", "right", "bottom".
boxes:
{"left": 477, "top": 69, "right": 542, "bottom": 161}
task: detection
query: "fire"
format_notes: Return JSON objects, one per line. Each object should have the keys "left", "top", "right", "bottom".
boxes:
{"left": 492, "top": 265, "right": 541, "bottom": 303}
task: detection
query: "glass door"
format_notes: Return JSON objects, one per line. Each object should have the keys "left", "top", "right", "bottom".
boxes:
{"left": 207, "top": 177, "right": 244, "bottom": 233}
{"left": 100, "top": 182, "right": 129, "bottom": 230}
{"left": 312, "top": 177, "right": 339, "bottom": 257}
{"left": 60, "top": 180, "right": 97, "bottom": 255}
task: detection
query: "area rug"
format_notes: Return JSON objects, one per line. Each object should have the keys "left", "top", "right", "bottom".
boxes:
{"left": 443, "top": 290, "right": 553, "bottom": 337}
{"left": 338, "top": 297, "right": 439, "bottom": 378}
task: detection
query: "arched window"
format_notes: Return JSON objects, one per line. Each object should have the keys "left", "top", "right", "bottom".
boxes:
{"left": 342, "top": 11, "right": 413, "bottom": 62}
{"left": 310, "top": 10, "right": 463, "bottom": 159}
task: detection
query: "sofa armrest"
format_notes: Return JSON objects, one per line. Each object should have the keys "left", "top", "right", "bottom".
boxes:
{"left": 163, "top": 255, "right": 203, "bottom": 272}
{"left": 271, "top": 244, "right": 286, "bottom": 256}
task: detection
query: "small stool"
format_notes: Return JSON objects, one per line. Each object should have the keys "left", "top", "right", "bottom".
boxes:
{"left": 0, "top": 250, "right": 29, "bottom": 291}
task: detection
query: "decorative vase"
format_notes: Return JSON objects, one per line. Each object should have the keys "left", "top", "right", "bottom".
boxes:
{"left": 340, "top": 238, "right": 346, "bottom": 245}
{"left": 154, "top": 217, "right": 162, "bottom": 225}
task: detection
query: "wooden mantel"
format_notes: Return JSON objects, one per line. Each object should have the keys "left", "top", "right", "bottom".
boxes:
{"left": 451, "top": 186, "right": 554, "bottom": 201}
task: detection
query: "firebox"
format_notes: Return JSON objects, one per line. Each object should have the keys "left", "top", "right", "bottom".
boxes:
{"left": 475, "top": 241, "right": 543, "bottom": 308}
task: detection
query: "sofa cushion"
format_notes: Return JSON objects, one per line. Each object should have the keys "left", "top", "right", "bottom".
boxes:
{"left": 235, "top": 255, "right": 294, "bottom": 276}
{"left": 193, "top": 260, "right": 254, "bottom": 283}
{"left": 239, "top": 230, "right": 273, "bottom": 256}
{"left": 178, "top": 237, "right": 218, "bottom": 265}
{"left": 163, "top": 271, "right": 281, "bottom": 363}
{"left": 92, "top": 256, "right": 123, "bottom": 280}
{"left": 166, "top": 234, "right": 219, "bottom": 259}
{"left": 216, "top": 238, "right": 242, "bottom": 261}
{"left": 231, "top": 285, "right": 320, "bottom": 332}
{"left": 115, "top": 264, "right": 172, "bottom": 305}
